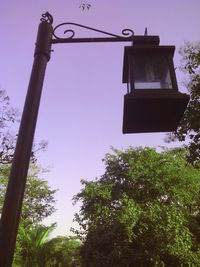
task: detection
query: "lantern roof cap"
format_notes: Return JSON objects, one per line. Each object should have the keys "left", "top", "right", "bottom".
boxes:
{"left": 133, "top": 35, "right": 160, "bottom": 45}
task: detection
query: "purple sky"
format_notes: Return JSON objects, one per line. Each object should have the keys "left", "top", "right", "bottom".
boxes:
{"left": 1, "top": 0, "right": 200, "bottom": 236}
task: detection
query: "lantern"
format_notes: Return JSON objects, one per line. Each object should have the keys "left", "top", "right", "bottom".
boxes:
{"left": 122, "top": 36, "right": 189, "bottom": 133}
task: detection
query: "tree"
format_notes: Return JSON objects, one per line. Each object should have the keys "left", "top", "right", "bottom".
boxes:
{"left": 73, "top": 147, "right": 200, "bottom": 266}
{"left": 43, "top": 236, "right": 81, "bottom": 267}
{"left": 166, "top": 41, "right": 200, "bottom": 165}
{"left": 0, "top": 89, "right": 19, "bottom": 165}
{"left": 0, "top": 89, "right": 47, "bottom": 167}
{"left": 14, "top": 223, "right": 56, "bottom": 267}
{"left": 0, "top": 164, "right": 57, "bottom": 227}
{"left": 14, "top": 224, "right": 81, "bottom": 267}
{"left": 0, "top": 90, "right": 56, "bottom": 226}
{"left": 0, "top": 90, "right": 58, "bottom": 265}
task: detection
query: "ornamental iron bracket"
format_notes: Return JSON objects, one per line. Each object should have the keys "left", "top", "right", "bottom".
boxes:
{"left": 52, "top": 22, "right": 134, "bottom": 44}
{"left": 40, "top": 12, "right": 159, "bottom": 45}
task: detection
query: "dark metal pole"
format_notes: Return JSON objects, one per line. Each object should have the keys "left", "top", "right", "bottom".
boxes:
{"left": 0, "top": 15, "right": 53, "bottom": 266}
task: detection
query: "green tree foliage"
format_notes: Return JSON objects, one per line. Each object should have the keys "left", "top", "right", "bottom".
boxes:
{"left": 0, "top": 89, "right": 81, "bottom": 267}
{"left": 0, "top": 164, "right": 57, "bottom": 227}
{"left": 0, "top": 90, "right": 59, "bottom": 264}
{"left": 22, "top": 165, "right": 57, "bottom": 226}
{"left": 73, "top": 147, "right": 200, "bottom": 266}
{"left": 14, "top": 224, "right": 81, "bottom": 267}
{"left": 44, "top": 236, "right": 81, "bottom": 266}
{"left": 166, "top": 42, "right": 200, "bottom": 165}
{"left": 0, "top": 90, "right": 57, "bottom": 227}
{"left": 14, "top": 223, "right": 56, "bottom": 267}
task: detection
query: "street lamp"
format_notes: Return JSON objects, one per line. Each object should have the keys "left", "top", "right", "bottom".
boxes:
{"left": 122, "top": 36, "right": 189, "bottom": 133}
{"left": 0, "top": 12, "right": 189, "bottom": 266}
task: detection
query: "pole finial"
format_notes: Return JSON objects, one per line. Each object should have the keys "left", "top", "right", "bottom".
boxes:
{"left": 40, "top": 12, "right": 53, "bottom": 24}
{"left": 144, "top": 27, "right": 148, "bottom": 36}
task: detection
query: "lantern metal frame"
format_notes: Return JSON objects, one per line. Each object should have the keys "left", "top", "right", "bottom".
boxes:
{"left": 123, "top": 37, "right": 179, "bottom": 92}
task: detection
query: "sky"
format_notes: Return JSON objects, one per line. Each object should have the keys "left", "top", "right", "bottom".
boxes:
{"left": 0, "top": 0, "right": 200, "bottom": 237}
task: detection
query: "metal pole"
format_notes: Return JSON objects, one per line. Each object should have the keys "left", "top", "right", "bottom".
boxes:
{"left": 0, "top": 16, "right": 53, "bottom": 266}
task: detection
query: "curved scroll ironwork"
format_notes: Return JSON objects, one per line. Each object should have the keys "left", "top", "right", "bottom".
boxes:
{"left": 40, "top": 12, "right": 53, "bottom": 25}
{"left": 53, "top": 22, "right": 134, "bottom": 41}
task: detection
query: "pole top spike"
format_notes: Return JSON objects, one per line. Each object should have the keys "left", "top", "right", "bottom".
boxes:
{"left": 144, "top": 27, "right": 148, "bottom": 36}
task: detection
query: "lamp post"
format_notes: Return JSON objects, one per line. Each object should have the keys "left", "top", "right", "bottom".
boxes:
{"left": 0, "top": 14, "right": 53, "bottom": 267}
{"left": 0, "top": 12, "right": 189, "bottom": 266}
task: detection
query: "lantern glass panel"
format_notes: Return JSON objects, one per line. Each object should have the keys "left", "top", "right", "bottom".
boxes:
{"left": 131, "top": 54, "right": 173, "bottom": 90}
